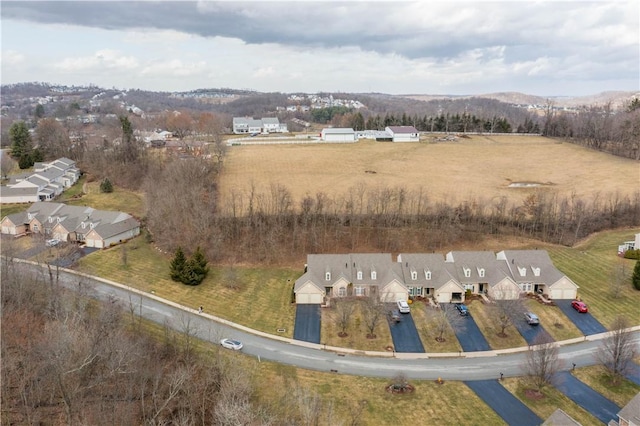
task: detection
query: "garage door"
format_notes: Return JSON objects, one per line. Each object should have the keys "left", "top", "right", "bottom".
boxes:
{"left": 296, "top": 293, "right": 322, "bottom": 304}
{"left": 436, "top": 293, "right": 451, "bottom": 303}
{"left": 551, "top": 288, "right": 575, "bottom": 300}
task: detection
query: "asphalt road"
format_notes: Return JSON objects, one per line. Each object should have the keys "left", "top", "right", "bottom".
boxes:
{"left": 14, "top": 261, "right": 640, "bottom": 382}
{"left": 442, "top": 303, "right": 492, "bottom": 352}
{"left": 465, "top": 380, "right": 542, "bottom": 426}
{"left": 388, "top": 312, "right": 425, "bottom": 353}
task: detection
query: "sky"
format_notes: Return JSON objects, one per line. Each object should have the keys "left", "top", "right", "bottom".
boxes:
{"left": 1, "top": 1, "right": 638, "bottom": 96}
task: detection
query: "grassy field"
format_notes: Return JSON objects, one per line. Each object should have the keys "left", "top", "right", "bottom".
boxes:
{"left": 218, "top": 135, "right": 639, "bottom": 212}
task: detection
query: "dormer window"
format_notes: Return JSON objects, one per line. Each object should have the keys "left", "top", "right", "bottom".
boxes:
{"left": 357, "top": 270, "right": 363, "bottom": 280}
{"left": 411, "top": 270, "right": 417, "bottom": 280}
{"left": 532, "top": 267, "right": 540, "bottom": 277}
{"left": 425, "top": 270, "right": 432, "bottom": 280}
{"left": 90, "top": 223, "right": 95, "bottom": 229}
{"left": 518, "top": 266, "right": 527, "bottom": 277}
{"left": 325, "top": 272, "right": 331, "bottom": 281}
{"left": 57, "top": 217, "right": 61, "bottom": 223}
{"left": 81, "top": 222, "right": 86, "bottom": 229}
{"left": 48, "top": 217, "right": 53, "bottom": 223}
{"left": 27, "top": 213, "right": 33, "bottom": 220}
{"left": 463, "top": 267, "right": 471, "bottom": 278}
{"left": 478, "top": 268, "right": 485, "bottom": 278}
{"left": 371, "top": 270, "right": 377, "bottom": 280}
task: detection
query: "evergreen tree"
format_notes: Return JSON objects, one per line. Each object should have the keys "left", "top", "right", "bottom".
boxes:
{"left": 100, "top": 178, "right": 114, "bottom": 193}
{"left": 182, "top": 247, "right": 209, "bottom": 286}
{"left": 632, "top": 260, "right": 640, "bottom": 291}
{"left": 18, "top": 153, "right": 33, "bottom": 169}
{"left": 9, "top": 121, "right": 32, "bottom": 160}
{"left": 34, "top": 103, "right": 45, "bottom": 119}
{"left": 170, "top": 247, "right": 187, "bottom": 282}
{"left": 191, "top": 246, "right": 209, "bottom": 278}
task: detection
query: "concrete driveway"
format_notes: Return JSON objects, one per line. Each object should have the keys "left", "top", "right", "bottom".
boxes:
{"left": 554, "top": 371, "right": 620, "bottom": 424}
{"left": 555, "top": 300, "right": 607, "bottom": 335}
{"left": 443, "top": 303, "right": 491, "bottom": 352}
{"left": 465, "top": 380, "right": 542, "bottom": 426}
{"left": 388, "top": 313, "right": 425, "bottom": 353}
{"left": 293, "top": 304, "right": 321, "bottom": 344}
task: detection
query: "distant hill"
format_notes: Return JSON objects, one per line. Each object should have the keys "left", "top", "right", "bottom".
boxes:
{"left": 400, "top": 91, "right": 639, "bottom": 110}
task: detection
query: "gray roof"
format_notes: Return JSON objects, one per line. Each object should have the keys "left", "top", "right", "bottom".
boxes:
{"left": 322, "top": 128, "right": 355, "bottom": 134}
{"left": 445, "top": 251, "right": 504, "bottom": 285}
{"left": 262, "top": 117, "right": 279, "bottom": 125}
{"left": 0, "top": 186, "right": 38, "bottom": 198}
{"left": 387, "top": 126, "right": 418, "bottom": 134}
{"left": 397, "top": 253, "right": 459, "bottom": 290}
{"left": 497, "top": 250, "right": 566, "bottom": 285}
{"left": 617, "top": 392, "right": 640, "bottom": 424}
{"left": 542, "top": 408, "right": 581, "bottom": 425}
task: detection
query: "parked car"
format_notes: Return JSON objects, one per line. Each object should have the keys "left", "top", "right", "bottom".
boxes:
{"left": 45, "top": 238, "right": 61, "bottom": 247}
{"left": 455, "top": 303, "right": 469, "bottom": 316}
{"left": 220, "top": 338, "right": 243, "bottom": 350}
{"left": 571, "top": 300, "right": 588, "bottom": 313}
{"left": 397, "top": 300, "right": 410, "bottom": 313}
{"left": 388, "top": 309, "right": 402, "bottom": 323}
{"left": 524, "top": 312, "right": 540, "bottom": 325}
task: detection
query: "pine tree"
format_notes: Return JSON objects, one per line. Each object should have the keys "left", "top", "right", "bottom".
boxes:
{"left": 182, "top": 247, "right": 208, "bottom": 286}
{"left": 10, "top": 121, "right": 32, "bottom": 160}
{"left": 170, "top": 247, "right": 187, "bottom": 282}
{"left": 632, "top": 259, "right": 640, "bottom": 291}
{"left": 100, "top": 178, "right": 114, "bottom": 193}
{"left": 191, "top": 246, "right": 209, "bottom": 278}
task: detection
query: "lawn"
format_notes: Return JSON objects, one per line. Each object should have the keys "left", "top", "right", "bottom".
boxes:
{"left": 76, "top": 236, "right": 299, "bottom": 337}
{"left": 414, "top": 301, "right": 463, "bottom": 353}
{"left": 467, "top": 299, "right": 528, "bottom": 350}
{"left": 570, "top": 364, "right": 640, "bottom": 407}
{"left": 547, "top": 228, "right": 640, "bottom": 328}
{"left": 500, "top": 377, "right": 602, "bottom": 426}
{"left": 521, "top": 298, "right": 583, "bottom": 342}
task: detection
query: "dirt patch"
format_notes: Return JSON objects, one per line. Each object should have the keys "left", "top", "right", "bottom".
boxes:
{"left": 523, "top": 389, "right": 545, "bottom": 400}
{"left": 338, "top": 332, "right": 348, "bottom": 338}
{"left": 385, "top": 384, "right": 415, "bottom": 394}
{"left": 366, "top": 334, "right": 376, "bottom": 339}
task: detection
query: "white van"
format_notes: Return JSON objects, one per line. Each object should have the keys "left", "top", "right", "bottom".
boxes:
{"left": 397, "top": 300, "right": 410, "bottom": 313}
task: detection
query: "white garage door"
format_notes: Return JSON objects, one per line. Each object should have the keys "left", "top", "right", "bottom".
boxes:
{"left": 550, "top": 288, "right": 575, "bottom": 299}
{"left": 296, "top": 293, "right": 322, "bottom": 304}
{"left": 436, "top": 293, "right": 451, "bottom": 303}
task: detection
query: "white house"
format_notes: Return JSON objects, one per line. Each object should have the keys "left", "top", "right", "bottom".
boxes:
{"left": 386, "top": 126, "right": 420, "bottom": 142}
{"left": 320, "top": 128, "right": 356, "bottom": 142}
{"left": 0, "top": 158, "right": 80, "bottom": 204}
{"left": 618, "top": 233, "right": 640, "bottom": 254}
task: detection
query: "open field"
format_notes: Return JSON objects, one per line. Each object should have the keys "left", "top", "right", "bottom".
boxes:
{"left": 217, "top": 135, "right": 639, "bottom": 213}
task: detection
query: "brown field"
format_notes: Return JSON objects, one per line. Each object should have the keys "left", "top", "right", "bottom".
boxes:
{"left": 217, "top": 135, "right": 638, "bottom": 213}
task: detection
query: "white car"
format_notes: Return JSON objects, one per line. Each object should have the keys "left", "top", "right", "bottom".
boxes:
{"left": 45, "top": 238, "right": 61, "bottom": 247}
{"left": 220, "top": 338, "right": 243, "bottom": 351}
{"left": 397, "top": 300, "right": 410, "bottom": 313}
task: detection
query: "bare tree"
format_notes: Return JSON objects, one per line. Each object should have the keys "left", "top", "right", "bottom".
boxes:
{"left": 333, "top": 299, "right": 356, "bottom": 337}
{"left": 429, "top": 304, "right": 465, "bottom": 342}
{"left": 0, "top": 149, "right": 16, "bottom": 179}
{"left": 597, "top": 316, "right": 637, "bottom": 385}
{"left": 609, "top": 259, "right": 629, "bottom": 298}
{"left": 490, "top": 295, "right": 524, "bottom": 337}
{"left": 361, "top": 296, "right": 385, "bottom": 338}
{"left": 523, "top": 333, "right": 562, "bottom": 392}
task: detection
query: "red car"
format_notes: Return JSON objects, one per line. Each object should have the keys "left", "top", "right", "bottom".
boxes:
{"left": 571, "top": 300, "right": 588, "bottom": 313}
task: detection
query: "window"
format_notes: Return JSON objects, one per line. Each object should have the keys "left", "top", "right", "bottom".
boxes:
{"left": 355, "top": 286, "right": 365, "bottom": 296}
{"left": 532, "top": 267, "right": 541, "bottom": 277}
{"left": 411, "top": 270, "right": 417, "bottom": 280}
{"left": 518, "top": 266, "right": 527, "bottom": 277}
{"left": 464, "top": 284, "right": 474, "bottom": 291}
{"left": 48, "top": 217, "right": 53, "bottom": 223}
{"left": 325, "top": 272, "right": 331, "bottom": 281}
{"left": 371, "top": 271, "right": 377, "bottom": 280}
{"left": 357, "top": 270, "right": 363, "bottom": 280}
{"left": 32, "top": 224, "right": 39, "bottom": 232}
{"left": 463, "top": 267, "right": 471, "bottom": 278}
{"left": 415, "top": 287, "right": 423, "bottom": 296}
{"left": 408, "top": 287, "right": 414, "bottom": 296}
{"left": 81, "top": 222, "right": 86, "bottom": 229}
{"left": 520, "top": 283, "right": 532, "bottom": 292}
{"left": 338, "top": 287, "right": 346, "bottom": 297}
{"left": 478, "top": 268, "right": 485, "bottom": 278}
{"left": 425, "top": 270, "right": 431, "bottom": 280}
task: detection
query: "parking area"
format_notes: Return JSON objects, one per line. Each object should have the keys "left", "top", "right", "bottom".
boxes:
{"left": 554, "top": 371, "right": 620, "bottom": 424}
{"left": 293, "top": 304, "right": 321, "bottom": 344}
{"left": 554, "top": 300, "right": 606, "bottom": 335}
{"left": 443, "top": 303, "right": 491, "bottom": 352}
{"left": 387, "top": 312, "right": 425, "bottom": 353}
{"left": 465, "top": 380, "right": 542, "bottom": 426}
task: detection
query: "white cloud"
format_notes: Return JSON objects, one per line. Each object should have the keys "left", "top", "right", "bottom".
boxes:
{"left": 54, "top": 49, "right": 139, "bottom": 72}
{"left": 1, "top": 50, "right": 26, "bottom": 65}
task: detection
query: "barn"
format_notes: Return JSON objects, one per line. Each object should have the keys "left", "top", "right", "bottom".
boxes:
{"left": 320, "top": 128, "right": 356, "bottom": 142}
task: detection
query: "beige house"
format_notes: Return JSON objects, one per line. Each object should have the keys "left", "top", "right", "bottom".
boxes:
{"left": 610, "top": 392, "right": 640, "bottom": 426}
{"left": 397, "top": 253, "right": 465, "bottom": 303}
{"left": 1, "top": 202, "right": 140, "bottom": 248}
{"left": 445, "top": 251, "right": 521, "bottom": 300}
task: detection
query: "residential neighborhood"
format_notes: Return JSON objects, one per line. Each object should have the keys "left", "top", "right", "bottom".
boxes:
{"left": 0, "top": 157, "right": 80, "bottom": 204}
{"left": 294, "top": 250, "right": 578, "bottom": 305}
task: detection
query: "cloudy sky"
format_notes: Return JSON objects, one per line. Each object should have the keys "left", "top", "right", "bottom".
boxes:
{"left": 1, "top": 1, "right": 638, "bottom": 96}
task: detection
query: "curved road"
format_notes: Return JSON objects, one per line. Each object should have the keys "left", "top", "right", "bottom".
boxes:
{"left": 15, "top": 260, "right": 640, "bottom": 381}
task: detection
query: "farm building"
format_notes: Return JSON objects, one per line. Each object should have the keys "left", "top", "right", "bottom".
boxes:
{"left": 386, "top": 126, "right": 420, "bottom": 142}
{"left": 320, "top": 128, "right": 357, "bottom": 142}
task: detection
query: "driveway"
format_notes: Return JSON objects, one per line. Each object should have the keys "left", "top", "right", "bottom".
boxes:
{"left": 512, "top": 314, "right": 553, "bottom": 345}
{"left": 554, "top": 371, "right": 620, "bottom": 424}
{"left": 555, "top": 300, "right": 607, "bottom": 335}
{"left": 625, "top": 363, "right": 640, "bottom": 386}
{"left": 443, "top": 303, "right": 491, "bottom": 352}
{"left": 293, "top": 304, "right": 321, "bottom": 344}
{"left": 465, "top": 380, "right": 542, "bottom": 426}
{"left": 388, "top": 313, "right": 425, "bottom": 353}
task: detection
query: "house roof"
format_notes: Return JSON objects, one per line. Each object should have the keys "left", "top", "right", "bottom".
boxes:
{"left": 542, "top": 408, "right": 581, "bottom": 425}
{"left": 617, "top": 392, "right": 640, "bottom": 424}
{"left": 322, "top": 128, "right": 355, "bottom": 134}
{"left": 397, "top": 253, "right": 459, "bottom": 290}
{"left": 0, "top": 186, "right": 38, "bottom": 198}
{"left": 387, "top": 126, "right": 418, "bottom": 134}
{"left": 445, "top": 251, "right": 503, "bottom": 284}
{"left": 497, "top": 250, "right": 566, "bottom": 284}
{"left": 89, "top": 216, "right": 140, "bottom": 239}
{"left": 262, "top": 117, "right": 279, "bottom": 125}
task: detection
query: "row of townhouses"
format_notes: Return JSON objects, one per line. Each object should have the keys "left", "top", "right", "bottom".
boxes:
{"left": 1, "top": 202, "right": 140, "bottom": 249}
{"left": 294, "top": 250, "right": 578, "bottom": 305}
{"left": 0, "top": 158, "right": 80, "bottom": 204}
{"left": 320, "top": 126, "right": 420, "bottom": 143}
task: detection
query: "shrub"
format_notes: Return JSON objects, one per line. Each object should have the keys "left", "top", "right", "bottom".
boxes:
{"left": 623, "top": 249, "right": 640, "bottom": 260}
{"left": 632, "top": 260, "right": 640, "bottom": 291}
{"left": 100, "top": 178, "right": 114, "bottom": 193}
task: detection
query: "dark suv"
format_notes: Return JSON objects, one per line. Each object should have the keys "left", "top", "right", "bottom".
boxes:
{"left": 388, "top": 309, "right": 402, "bottom": 323}
{"left": 455, "top": 303, "right": 469, "bottom": 316}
